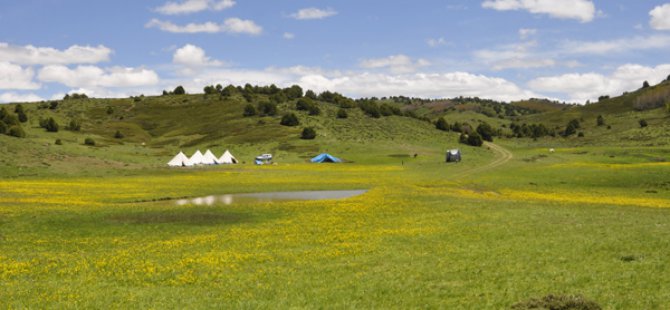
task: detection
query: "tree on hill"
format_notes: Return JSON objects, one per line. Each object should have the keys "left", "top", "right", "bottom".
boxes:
{"left": 476, "top": 122, "right": 495, "bottom": 142}
{"left": 14, "top": 104, "right": 28, "bottom": 122}
{"left": 459, "top": 133, "right": 483, "bottom": 147}
{"left": 300, "top": 127, "right": 316, "bottom": 139}
{"left": 280, "top": 113, "right": 300, "bottom": 126}
{"left": 597, "top": 115, "right": 605, "bottom": 126}
{"left": 305, "top": 90, "right": 317, "bottom": 100}
{"left": 563, "top": 119, "right": 580, "bottom": 136}
{"left": 173, "top": 85, "right": 186, "bottom": 95}
{"left": 243, "top": 104, "right": 257, "bottom": 117}
{"left": 435, "top": 117, "right": 449, "bottom": 131}
{"left": 284, "top": 85, "right": 303, "bottom": 100}
{"left": 336, "top": 108, "right": 348, "bottom": 119}
{"left": 642, "top": 81, "right": 650, "bottom": 88}
{"left": 0, "top": 121, "right": 7, "bottom": 134}
{"left": 203, "top": 85, "right": 217, "bottom": 95}
{"left": 357, "top": 100, "right": 381, "bottom": 118}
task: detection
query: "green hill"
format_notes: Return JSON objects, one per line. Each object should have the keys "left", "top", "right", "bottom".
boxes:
{"left": 1, "top": 80, "right": 669, "bottom": 177}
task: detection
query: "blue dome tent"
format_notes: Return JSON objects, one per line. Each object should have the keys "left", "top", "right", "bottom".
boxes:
{"left": 310, "top": 153, "right": 342, "bottom": 163}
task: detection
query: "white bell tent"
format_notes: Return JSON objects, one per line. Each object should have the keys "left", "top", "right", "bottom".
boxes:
{"left": 167, "top": 151, "right": 193, "bottom": 167}
{"left": 202, "top": 149, "right": 219, "bottom": 165}
{"left": 218, "top": 150, "right": 238, "bottom": 164}
{"left": 189, "top": 150, "right": 205, "bottom": 165}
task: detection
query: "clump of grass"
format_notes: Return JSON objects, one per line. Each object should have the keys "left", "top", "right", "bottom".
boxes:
{"left": 620, "top": 255, "right": 637, "bottom": 262}
{"left": 512, "top": 294, "right": 601, "bottom": 310}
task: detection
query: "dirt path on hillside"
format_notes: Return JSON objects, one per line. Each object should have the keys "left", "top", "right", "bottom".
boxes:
{"left": 455, "top": 142, "right": 513, "bottom": 177}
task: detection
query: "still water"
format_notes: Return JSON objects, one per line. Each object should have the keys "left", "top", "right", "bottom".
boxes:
{"left": 175, "top": 190, "right": 367, "bottom": 206}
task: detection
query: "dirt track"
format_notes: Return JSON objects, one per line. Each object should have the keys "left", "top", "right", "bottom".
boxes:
{"left": 455, "top": 142, "right": 513, "bottom": 177}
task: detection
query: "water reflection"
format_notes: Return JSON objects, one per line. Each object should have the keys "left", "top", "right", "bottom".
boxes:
{"left": 175, "top": 190, "right": 367, "bottom": 206}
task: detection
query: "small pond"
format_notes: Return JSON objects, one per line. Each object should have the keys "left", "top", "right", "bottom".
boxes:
{"left": 175, "top": 190, "right": 367, "bottom": 206}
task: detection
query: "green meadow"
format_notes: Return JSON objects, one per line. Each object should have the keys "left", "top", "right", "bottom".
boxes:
{"left": 1, "top": 83, "right": 670, "bottom": 308}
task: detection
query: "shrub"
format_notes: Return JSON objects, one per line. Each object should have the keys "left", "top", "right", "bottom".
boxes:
{"left": 476, "top": 122, "right": 495, "bottom": 142}
{"left": 642, "top": 80, "right": 650, "bottom": 88}
{"left": 300, "top": 127, "right": 316, "bottom": 139}
{"left": 358, "top": 100, "right": 381, "bottom": 118}
{"left": 55, "top": 139, "right": 62, "bottom": 145}
{"left": 8, "top": 126, "right": 25, "bottom": 138}
{"left": 564, "top": 119, "right": 580, "bottom": 136}
{"left": 296, "top": 98, "right": 314, "bottom": 111}
{"left": 243, "top": 104, "right": 257, "bottom": 117}
{"left": 68, "top": 119, "right": 81, "bottom": 131}
{"left": 307, "top": 105, "right": 321, "bottom": 116}
{"left": 459, "top": 133, "right": 483, "bottom": 147}
{"left": 578, "top": 132, "right": 585, "bottom": 137}
{"left": 280, "top": 113, "right": 300, "bottom": 126}
{"left": 512, "top": 294, "right": 601, "bottom": 310}
{"left": 597, "top": 115, "right": 605, "bottom": 126}
{"left": 305, "top": 90, "right": 317, "bottom": 100}
{"left": 114, "top": 130, "right": 124, "bottom": 139}
{"left": 435, "top": 117, "right": 449, "bottom": 131}
{"left": 45, "top": 117, "right": 59, "bottom": 132}
{"left": 257, "top": 101, "right": 277, "bottom": 116}
{"left": 106, "top": 106, "right": 114, "bottom": 115}
{"left": 84, "top": 138, "right": 96, "bottom": 146}
{"left": 0, "top": 121, "right": 7, "bottom": 134}
{"left": 336, "top": 108, "right": 348, "bottom": 119}
{"left": 49, "top": 101, "right": 59, "bottom": 109}
{"left": 17, "top": 110, "right": 28, "bottom": 123}
{"left": 639, "top": 119, "right": 648, "bottom": 128}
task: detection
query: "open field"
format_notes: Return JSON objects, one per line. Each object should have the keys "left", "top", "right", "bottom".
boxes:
{"left": 2, "top": 140, "right": 670, "bottom": 308}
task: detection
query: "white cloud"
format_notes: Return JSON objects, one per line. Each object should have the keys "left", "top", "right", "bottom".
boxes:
{"left": 164, "top": 64, "right": 537, "bottom": 101}
{"left": 528, "top": 63, "right": 670, "bottom": 103}
{"left": 562, "top": 34, "right": 670, "bottom": 54}
{"left": 173, "top": 44, "right": 222, "bottom": 67}
{"left": 360, "top": 55, "right": 430, "bottom": 74}
{"left": 482, "top": 0, "right": 596, "bottom": 22}
{"left": 519, "top": 28, "right": 537, "bottom": 39}
{"left": 146, "top": 18, "right": 262, "bottom": 35}
{"left": 0, "top": 62, "right": 40, "bottom": 90}
{"left": 0, "top": 92, "right": 43, "bottom": 103}
{"left": 290, "top": 8, "right": 337, "bottom": 20}
{"left": 283, "top": 32, "right": 295, "bottom": 40}
{"left": 427, "top": 37, "right": 448, "bottom": 47}
{"left": 474, "top": 41, "right": 557, "bottom": 70}
{"left": 0, "top": 42, "right": 111, "bottom": 65}
{"left": 650, "top": 4, "right": 670, "bottom": 30}
{"left": 155, "top": 0, "right": 235, "bottom": 15}
{"left": 38, "top": 65, "right": 159, "bottom": 88}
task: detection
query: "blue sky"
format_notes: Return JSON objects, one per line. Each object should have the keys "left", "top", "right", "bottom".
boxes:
{"left": 1, "top": 0, "right": 669, "bottom": 103}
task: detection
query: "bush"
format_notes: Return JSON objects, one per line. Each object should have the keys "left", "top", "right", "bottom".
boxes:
{"left": 578, "top": 132, "right": 585, "bottom": 137}
{"left": 296, "top": 98, "right": 314, "bottom": 111}
{"left": 84, "top": 138, "right": 96, "bottom": 146}
{"left": 307, "top": 105, "right": 321, "bottom": 116}
{"left": 476, "top": 122, "right": 495, "bottom": 142}
{"left": 55, "top": 139, "right": 62, "bottom": 145}
{"left": 358, "top": 100, "right": 381, "bottom": 118}
{"left": 0, "top": 121, "right": 7, "bottom": 134}
{"left": 336, "top": 108, "right": 348, "bottom": 119}
{"left": 300, "top": 127, "right": 316, "bottom": 139}
{"left": 114, "top": 130, "right": 124, "bottom": 139}
{"left": 257, "top": 101, "right": 277, "bottom": 116}
{"left": 68, "top": 119, "right": 81, "bottom": 131}
{"left": 45, "top": 117, "right": 59, "bottom": 132}
{"left": 597, "top": 115, "right": 605, "bottom": 126}
{"left": 243, "top": 104, "right": 257, "bottom": 117}
{"left": 512, "top": 294, "right": 601, "bottom": 310}
{"left": 280, "top": 113, "right": 300, "bottom": 126}
{"left": 106, "top": 106, "right": 114, "bottom": 115}
{"left": 435, "top": 117, "right": 449, "bottom": 131}
{"left": 459, "top": 133, "right": 483, "bottom": 147}
{"left": 17, "top": 111, "right": 28, "bottom": 123}
{"left": 8, "top": 126, "right": 25, "bottom": 138}
{"left": 305, "top": 90, "right": 318, "bottom": 100}
{"left": 639, "top": 119, "right": 648, "bottom": 128}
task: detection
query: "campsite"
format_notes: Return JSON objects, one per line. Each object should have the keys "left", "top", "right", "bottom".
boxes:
{"left": 2, "top": 1, "right": 670, "bottom": 309}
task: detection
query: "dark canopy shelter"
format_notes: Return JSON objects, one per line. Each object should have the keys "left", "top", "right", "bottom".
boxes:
{"left": 311, "top": 153, "right": 342, "bottom": 163}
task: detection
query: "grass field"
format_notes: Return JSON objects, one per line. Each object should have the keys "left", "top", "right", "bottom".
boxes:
{"left": 2, "top": 138, "right": 670, "bottom": 308}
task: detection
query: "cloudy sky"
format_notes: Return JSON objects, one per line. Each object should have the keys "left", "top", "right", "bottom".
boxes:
{"left": 1, "top": 0, "right": 669, "bottom": 104}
